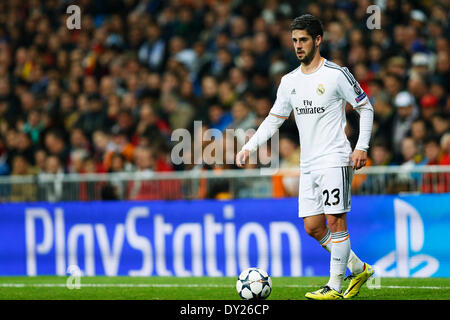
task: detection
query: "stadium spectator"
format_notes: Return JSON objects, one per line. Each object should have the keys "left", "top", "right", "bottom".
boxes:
{"left": 229, "top": 67, "right": 250, "bottom": 97}
{"left": 128, "top": 146, "right": 181, "bottom": 200}
{"left": 15, "top": 131, "right": 35, "bottom": 165}
{"left": 370, "top": 140, "right": 393, "bottom": 167}
{"left": 278, "top": 134, "right": 300, "bottom": 197}
{"left": 396, "top": 137, "right": 425, "bottom": 192}
{"left": 0, "top": 135, "right": 8, "bottom": 176}
{"left": 401, "top": 137, "right": 424, "bottom": 166}
{"left": 78, "top": 156, "right": 104, "bottom": 201}
{"left": 435, "top": 50, "right": 450, "bottom": 92}
{"left": 410, "top": 118, "right": 429, "bottom": 156}
{"left": 207, "top": 103, "right": 233, "bottom": 132}
{"left": 228, "top": 100, "right": 256, "bottom": 145}
{"left": 138, "top": 23, "right": 166, "bottom": 72}
{"left": 0, "top": 0, "right": 447, "bottom": 200}
{"left": 70, "top": 127, "right": 91, "bottom": 154}
{"left": 37, "top": 155, "right": 65, "bottom": 202}
{"left": 60, "top": 92, "right": 79, "bottom": 132}
{"left": 439, "top": 133, "right": 450, "bottom": 192}
{"left": 217, "top": 80, "right": 237, "bottom": 110}
{"left": 23, "top": 109, "right": 44, "bottom": 145}
{"left": 68, "top": 149, "right": 89, "bottom": 174}
{"left": 441, "top": 133, "right": 450, "bottom": 165}
{"left": 75, "top": 93, "right": 109, "bottom": 137}
{"left": 430, "top": 113, "right": 449, "bottom": 140}
{"left": 44, "top": 129, "right": 70, "bottom": 166}
{"left": 420, "top": 93, "right": 440, "bottom": 121}
{"left": 383, "top": 73, "right": 403, "bottom": 101}
{"left": 371, "top": 92, "right": 395, "bottom": 150}
{"left": 407, "top": 74, "right": 428, "bottom": 102}
{"left": 392, "top": 91, "right": 418, "bottom": 158}
{"left": 360, "top": 140, "right": 393, "bottom": 194}
{"left": 33, "top": 149, "right": 47, "bottom": 175}
{"left": 421, "top": 135, "right": 449, "bottom": 193}
{"left": 9, "top": 154, "right": 36, "bottom": 202}
{"left": 160, "top": 93, "right": 195, "bottom": 130}
{"left": 107, "top": 128, "right": 135, "bottom": 168}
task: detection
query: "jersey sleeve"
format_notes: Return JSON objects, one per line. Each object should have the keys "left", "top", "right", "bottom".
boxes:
{"left": 268, "top": 76, "right": 292, "bottom": 119}
{"left": 335, "top": 67, "right": 374, "bottom": 151}
{"left": 336, "top": 67, "right": 369, "bottom": 108}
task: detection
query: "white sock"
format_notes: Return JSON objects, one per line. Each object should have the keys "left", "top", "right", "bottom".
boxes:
{"left": 319, "top": 229, "right": 332, "bottom": 249}
{"left": 326, "top": 231, "right": 351, "bottom": 293}
{"left": 319, "top": 229, "right": 364, "bottom": 275}
{"left": 347, "top": 250, "right": 365, "bottom": 275}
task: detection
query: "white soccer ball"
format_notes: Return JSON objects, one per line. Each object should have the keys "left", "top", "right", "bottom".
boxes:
{"left": 236, "top": 267, "right": 272, "bottom": 300}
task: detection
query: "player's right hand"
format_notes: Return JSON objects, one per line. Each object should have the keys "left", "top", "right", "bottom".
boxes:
{"left": 236, "top": 149, "right": 250, "bottom": 168}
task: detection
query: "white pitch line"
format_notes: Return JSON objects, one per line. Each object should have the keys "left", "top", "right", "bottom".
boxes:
{"left": 370, "top": 285, "right": 450, "bottom": 290}
{"left": 287, "top": 284, "right": 450, "bottom": 290}
{"left": 0, "top": 283, "right": 449, "bottom": 290}
{"left": 0, "top": 284, "right": 232, "bottom": 288}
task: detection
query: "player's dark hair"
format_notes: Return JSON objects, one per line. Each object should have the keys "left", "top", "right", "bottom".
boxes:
{"left": 290, "top": 14, "right": 324, "bottom": 39}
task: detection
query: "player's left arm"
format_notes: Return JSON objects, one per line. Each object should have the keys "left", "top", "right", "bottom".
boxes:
{"left": 336, "top": 68, "right": 374, "bottom": 170}
{"left": 352, "top": 101, "right": 373, "bottom": 170}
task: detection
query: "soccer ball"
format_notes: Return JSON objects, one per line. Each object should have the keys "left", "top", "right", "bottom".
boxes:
{"left": 236, "top": 267, "right": 272, "bottom": 300}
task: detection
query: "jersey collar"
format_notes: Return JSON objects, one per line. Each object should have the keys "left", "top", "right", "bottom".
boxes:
{"left": 300, "top": 57, "right": 325, "bottom": 75}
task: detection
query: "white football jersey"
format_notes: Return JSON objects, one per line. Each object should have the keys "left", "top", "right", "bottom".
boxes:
{"left": 269, "top": 58, "right": 370, "bottom": 172}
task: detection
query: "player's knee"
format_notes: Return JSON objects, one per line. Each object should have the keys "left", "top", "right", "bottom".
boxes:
{"left": 304, "top": 224, "right": 326, "bottom": 240}
{"left": 326, "top": 213, "right": 347, "bottom": 233}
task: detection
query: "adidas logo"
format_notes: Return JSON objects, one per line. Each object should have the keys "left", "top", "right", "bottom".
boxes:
{"left": 291, "top": 88, "right": 296, "bottom": 94}
{"left": 333, "top": 257, "right": 341, "bottom": 261}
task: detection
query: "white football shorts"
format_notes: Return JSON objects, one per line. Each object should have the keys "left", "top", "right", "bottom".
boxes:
{"left": 298, "top": 166, "right": 353, "bottom": 217}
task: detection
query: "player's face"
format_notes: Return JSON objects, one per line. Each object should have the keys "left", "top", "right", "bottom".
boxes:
{"left": 291, "top": 29, "right": 320, "bottom": 64}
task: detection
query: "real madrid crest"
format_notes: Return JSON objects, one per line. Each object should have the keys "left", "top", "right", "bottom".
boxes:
{"left": 316, "top": 83, "right": 325, "bottom": 95}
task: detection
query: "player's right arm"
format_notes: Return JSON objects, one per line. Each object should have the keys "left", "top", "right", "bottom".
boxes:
{"left": 236, "top": 77, "right": 291, "bottom": 168}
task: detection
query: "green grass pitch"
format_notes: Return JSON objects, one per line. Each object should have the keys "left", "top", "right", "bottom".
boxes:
{"left": 0, "top": 276, "right": 449, "bottom": 300}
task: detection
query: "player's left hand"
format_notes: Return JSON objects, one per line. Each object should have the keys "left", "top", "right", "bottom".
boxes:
{"left": 352, "top": 149, "right": 367, "bottom": 170}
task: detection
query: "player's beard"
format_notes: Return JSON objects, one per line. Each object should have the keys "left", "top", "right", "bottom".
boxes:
{"left": 298, "top": 44, "right": 317, "bottom": 65}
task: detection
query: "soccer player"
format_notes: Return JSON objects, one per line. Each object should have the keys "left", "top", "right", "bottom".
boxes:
{"left": 236, "top": 14, "right": 374, "bottom": 300}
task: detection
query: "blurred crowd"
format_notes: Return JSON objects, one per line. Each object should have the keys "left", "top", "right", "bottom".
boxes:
{"left": 0, "top": 0, "right": 449, "bottom": 200}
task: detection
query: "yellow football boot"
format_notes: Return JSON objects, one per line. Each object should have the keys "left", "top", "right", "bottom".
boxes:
{"left": 305, "top": 285, "right": 343, "bottom": 300}
{"left": 343, "top": 263, "right": 374, "bottom": 299}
